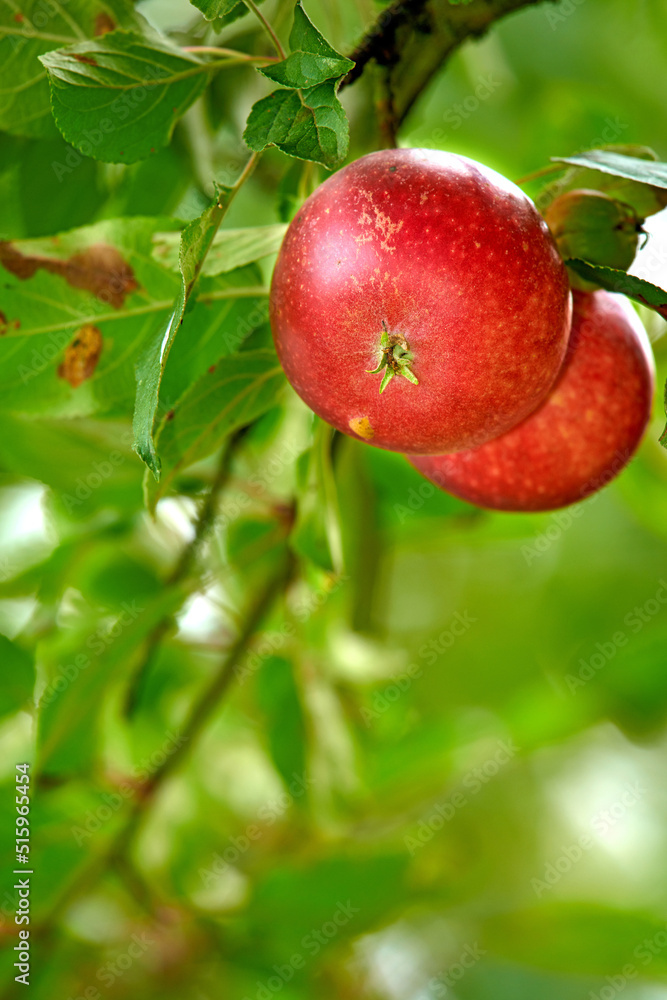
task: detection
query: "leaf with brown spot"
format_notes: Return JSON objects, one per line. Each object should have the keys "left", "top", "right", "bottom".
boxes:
{"left": 0, "top": 242, "right": 138, "bottom": 308}
{"left": 0, "top": 312, "right": 20, "bottom": 336}
{"left": 57, "top": 326, "right": 104, "bottom": 388}
{"left": 94, "top": 12, "right": 116, "bottom": 35}
{"left": 73, "top": 53, "right": 99, "bottom": 66}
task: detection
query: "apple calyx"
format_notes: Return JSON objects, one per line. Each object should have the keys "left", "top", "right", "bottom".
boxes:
{"left": 366, "top": 324, "right": 419, "bottom": 393}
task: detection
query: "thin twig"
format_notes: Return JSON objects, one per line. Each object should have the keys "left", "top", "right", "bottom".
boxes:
{"left": 183, "top": 45, "right": 279, "bottom": 62}
{"left": 243, "top": 0, "right": 287, "bottom": 60}
{"left": 125, "top": 430, "right": 247, "bottom": 716}
{"left": 36, "top": 550, "right": 295, "bottom": 935}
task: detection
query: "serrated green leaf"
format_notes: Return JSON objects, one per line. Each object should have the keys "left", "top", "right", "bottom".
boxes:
{"left": 192, "top": 0, "right": 268, "bottom": 28}
{"left": 145, "top": 349, "right": 285, "bottom": 511}
{"left": 152, "top": 224, "right": 287, "bottom": 276}
{"left": 189, "top": 0, "right": 251, "bottom": 17}
{"left": 554, "top": 149, "right": 667, "bottom": 191}
{"left": 259, "top": 2, "right": 353, "bottom": 89}
{"left": 39, "top": 30, "right": 209, "bottom": 164}
{"left": 565, "top": 259, "right": 667, "bottom": 318}
{"left": 0, "top": 0, "right": 143, "bottom": 139}
{"left": 0, "top": 635, "right": 34, "bottom": 721}
{"left": 244, "top": 80, "right": 348, "bottom": 167}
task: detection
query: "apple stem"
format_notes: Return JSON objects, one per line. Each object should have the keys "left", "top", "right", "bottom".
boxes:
{"left": 366, "top": 324, "right": 419, "bottom": 393}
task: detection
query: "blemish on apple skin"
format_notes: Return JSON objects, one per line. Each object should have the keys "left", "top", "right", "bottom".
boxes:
{"left": 349, "top": 416, "right": 374, "bottom": 440}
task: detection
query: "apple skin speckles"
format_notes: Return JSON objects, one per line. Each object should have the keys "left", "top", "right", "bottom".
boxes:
{"left": 409, "top": 290, "right": 655, "bottom": 511}
{"left": 270, "top": 148, "right": 572, "bottom": 455}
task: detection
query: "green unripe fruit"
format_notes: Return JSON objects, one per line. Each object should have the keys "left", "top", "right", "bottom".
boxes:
{"left": 544, "top": 189, "right": 643, "bottom": 290}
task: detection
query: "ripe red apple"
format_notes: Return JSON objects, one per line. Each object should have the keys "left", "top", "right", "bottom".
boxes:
{"left": 270, "top": 148, "right": 572, "bottom": 454}
{"left": 409, "top": 290, "right": 655, "bottom": 511}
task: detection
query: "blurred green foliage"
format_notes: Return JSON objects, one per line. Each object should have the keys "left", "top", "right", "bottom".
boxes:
{"left": 2, "top": 1, "right": 667, "bottom": 999}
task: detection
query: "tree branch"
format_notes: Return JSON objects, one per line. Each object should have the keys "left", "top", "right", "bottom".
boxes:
{"left": 124, "top": 429, "right": 247, "bottom": 716}
{"left": 36, "top": 549, "right": 295, "bottom": 937}
{"left": 342, "top": 0, "right": 556, "bottom": 127}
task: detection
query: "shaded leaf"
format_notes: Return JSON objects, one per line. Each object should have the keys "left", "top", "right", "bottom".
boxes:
{"left": 0, "top": 0, "right": 143, "bottom": 139}
{"left": 133, "top": 190, "right": 235, "bottom": 478}
{"left": 541, "top": 145, "right": 667, "bottom": 219}
{"left": 152, "top": 223, "right": 287, "bottom": 276}
{"left": 256, "top": 656, "right": 308, "bottom": 791}
{"left": 290, "top": 420, "right": 343, "bottom": 573}
{"left": 190, "top": 0, "right": 253, "bottom": 17}
{"left": 0, "top": 636, "right": 34, "bottom": 721}
{"left": 482, "top": 903, "right": 667, "bottom": 977}
{"left": 554, "top": 148, "right": 667, "bottom": 191}
{"left": 40, "top": 31, "right": 208, "bottom": 163}
{"left": 565, "top": 259, "right": 667, "bottom": 318}
{"left": 36, "top": 586, "right": 187, "bottom": 777}
{"left": 146, "top": 348, "right": 285, "bottom": 511}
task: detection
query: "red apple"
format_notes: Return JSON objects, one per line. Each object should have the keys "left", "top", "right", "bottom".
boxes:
{"left": 409, "top": 290, "right": 655, "bottom": 511}
{"left": 270, "top": 148, "right": 572, "bottom": 454}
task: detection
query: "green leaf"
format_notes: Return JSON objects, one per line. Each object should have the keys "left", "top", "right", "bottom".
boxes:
{"left": 243, "top": 1, "right": 352, "bottom": 168}
{"left": 0, "top": 415, "right": 145, "bottom": 517}
{"left": 244, "top": 80, "right": 348, "bottom": 167}
{"left": 145, "top": 349, "right": 285, "bottom": 511}
{"left": 540, "top": 146, "right": 667, "bottom": 219}
{"left": 36, "top": 586, "right": 187, "bottom": 777}
{"left": 256, "top": 656, "right": 308, "bottom": 791}
{"left": 133, "top": 191, "right": 233, "bottom": 478}
{"left": 191, "top": 0, "right": 269, "bottom": 28}
{"left": 565, "top": 259, "right": 667, "bottom": 318}
{"left": 190, "top": 0, "right": 251, "bottom": 17}
{"left": 0, "top": 636, "right": 34, "bottom": 721}
{"left": 0, "top": 0, "right": 143, "bottom": 139}
{"left": 0, "top": 217, "right": 266, "bottom": 420}
{"left": 554, "top": 148, "right": 667, "bottom": 191}
{"left": 39, "top": 30, "right": 209, "bottom": 164}
{"left": 152, "top": 224, "right": 287, "bottom": 276}
{"left": 290, "top": 420, "right": 343, "bottom": 573}
{"left": 259, "top": 2, "right": 354, "bottom": 89}
{"left": 481, "top": 903, "right": 667, "bottom": 977}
